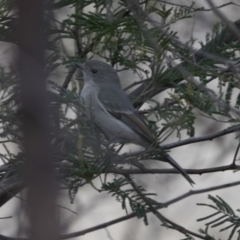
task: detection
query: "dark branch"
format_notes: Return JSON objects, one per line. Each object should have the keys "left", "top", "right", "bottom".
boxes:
{"left": 162, "top": 124, "right": 240, "bottom": 149}
{"left": 129, "top": 18, "right": 240, "bottom": 106}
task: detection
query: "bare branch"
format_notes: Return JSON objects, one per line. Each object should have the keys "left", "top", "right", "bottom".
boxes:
{"left": 129, "top": 17, "right": 240, "bottom": 106}
{"left": 108, "top": 163, "right": 237, "bottom": 175}
{"left": 162, "top": 180, "right": 240, "bottom": 208}
{"left": 58, "top": 180, "right": 240, "bottom": 239}
{"left": 161, "top": 1, "right": 240, "bottom": 12}
{"left": 232, "top": 141, "right": 240, "bottom": 165}
{"left": 162, "top": 124, "right": 240, "bottom": 150}
{"left": 206, "top": 0, "right": 240, "bottom": 41}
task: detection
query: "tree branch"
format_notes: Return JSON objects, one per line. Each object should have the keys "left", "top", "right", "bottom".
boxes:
{"left": 108, "top": 163, "right": 237, "bottom": 175}
{"left": 129, "top": 17, "right": 240, "bottom": 106}
{"left": 58, "top": 180, "right": 240, "bottom": 239}
{"left": 162, "top": 124, "right": 240, "bottom": 150}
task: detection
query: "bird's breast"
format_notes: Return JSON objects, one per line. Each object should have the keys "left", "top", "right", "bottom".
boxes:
{"left": 80, "top": 82, "right": 106, "bottom": 116}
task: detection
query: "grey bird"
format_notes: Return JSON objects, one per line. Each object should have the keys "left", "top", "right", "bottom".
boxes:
{"left": 76, "top": 60, "right": 194, "bottom": 185}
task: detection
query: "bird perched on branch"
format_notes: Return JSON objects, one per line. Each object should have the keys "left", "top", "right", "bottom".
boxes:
{"left": 76, "top": 60, "right": 194, "bottom": 185}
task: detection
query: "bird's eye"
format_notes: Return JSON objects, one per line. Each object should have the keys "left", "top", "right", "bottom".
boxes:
{"left": 91, "top": 68, "right": 98, "bottom": 74}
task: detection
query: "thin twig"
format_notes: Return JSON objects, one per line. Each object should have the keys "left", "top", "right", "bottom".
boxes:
{"left": 161, "top": 180, "right": 240, "bottom": 208}
{"left": 0, "top": 177, "right": 239, "bottom": 240}
{"left": 162, "top": 124, "right": 240, "bottom": 150}
{"left": 160, "top": 1, "right": 240, "bottom": 12}
{"left": 58, "top": 180, "right": 240, "bottom": 239}
{"left": 125, "top": 175, "right": 166, "bottom": 224}
{"left": 62, "top": 67, "right": 77, "bottom": 89}
{"left": 129, "top": 14, "right": 240, "bottom": 106}
{"left": 232, "top": 141, "right": 240, "bottom": 165}
{"left": 206, "top": 0, "right": 240, "bottom": 41}
{"left": 108, "top": 163, "right": 237, "bottom": 175}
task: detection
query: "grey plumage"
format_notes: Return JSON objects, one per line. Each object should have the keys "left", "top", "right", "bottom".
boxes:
{"left": 76, "top": 60, "right": 194, "bottom": 185}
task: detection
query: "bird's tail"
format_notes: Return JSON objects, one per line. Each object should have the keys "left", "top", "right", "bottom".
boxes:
{"left": 165, "top": 154, "right": 195, "bottom": 186}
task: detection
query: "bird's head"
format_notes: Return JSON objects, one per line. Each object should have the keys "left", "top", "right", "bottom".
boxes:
{"left": 75, "top": 60, "right": 121, "bottom": 87}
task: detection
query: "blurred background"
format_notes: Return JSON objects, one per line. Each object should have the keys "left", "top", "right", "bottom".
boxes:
{"left": 0, "top": 0, "right": 240, "bottom": 239}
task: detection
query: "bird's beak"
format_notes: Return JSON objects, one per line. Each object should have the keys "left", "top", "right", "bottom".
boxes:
{"left": 75, "top": 63, "right": 85, "bottom": 70}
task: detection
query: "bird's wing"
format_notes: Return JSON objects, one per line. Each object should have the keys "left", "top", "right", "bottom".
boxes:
{"left": 98, "top": 86, "right": 195, "bottom": 185}
{"left": 98, "top": 86, "right": 153, "bottom": 144}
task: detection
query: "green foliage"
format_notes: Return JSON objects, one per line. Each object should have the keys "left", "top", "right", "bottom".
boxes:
{"left": 1, "top": 0, "right": 240, "bottom": 239}
{"left": 102, "top": 176, "right": 155, "bottom": 225}
{"left": 197, "top": 195, "right": 240, "bottom": 240}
